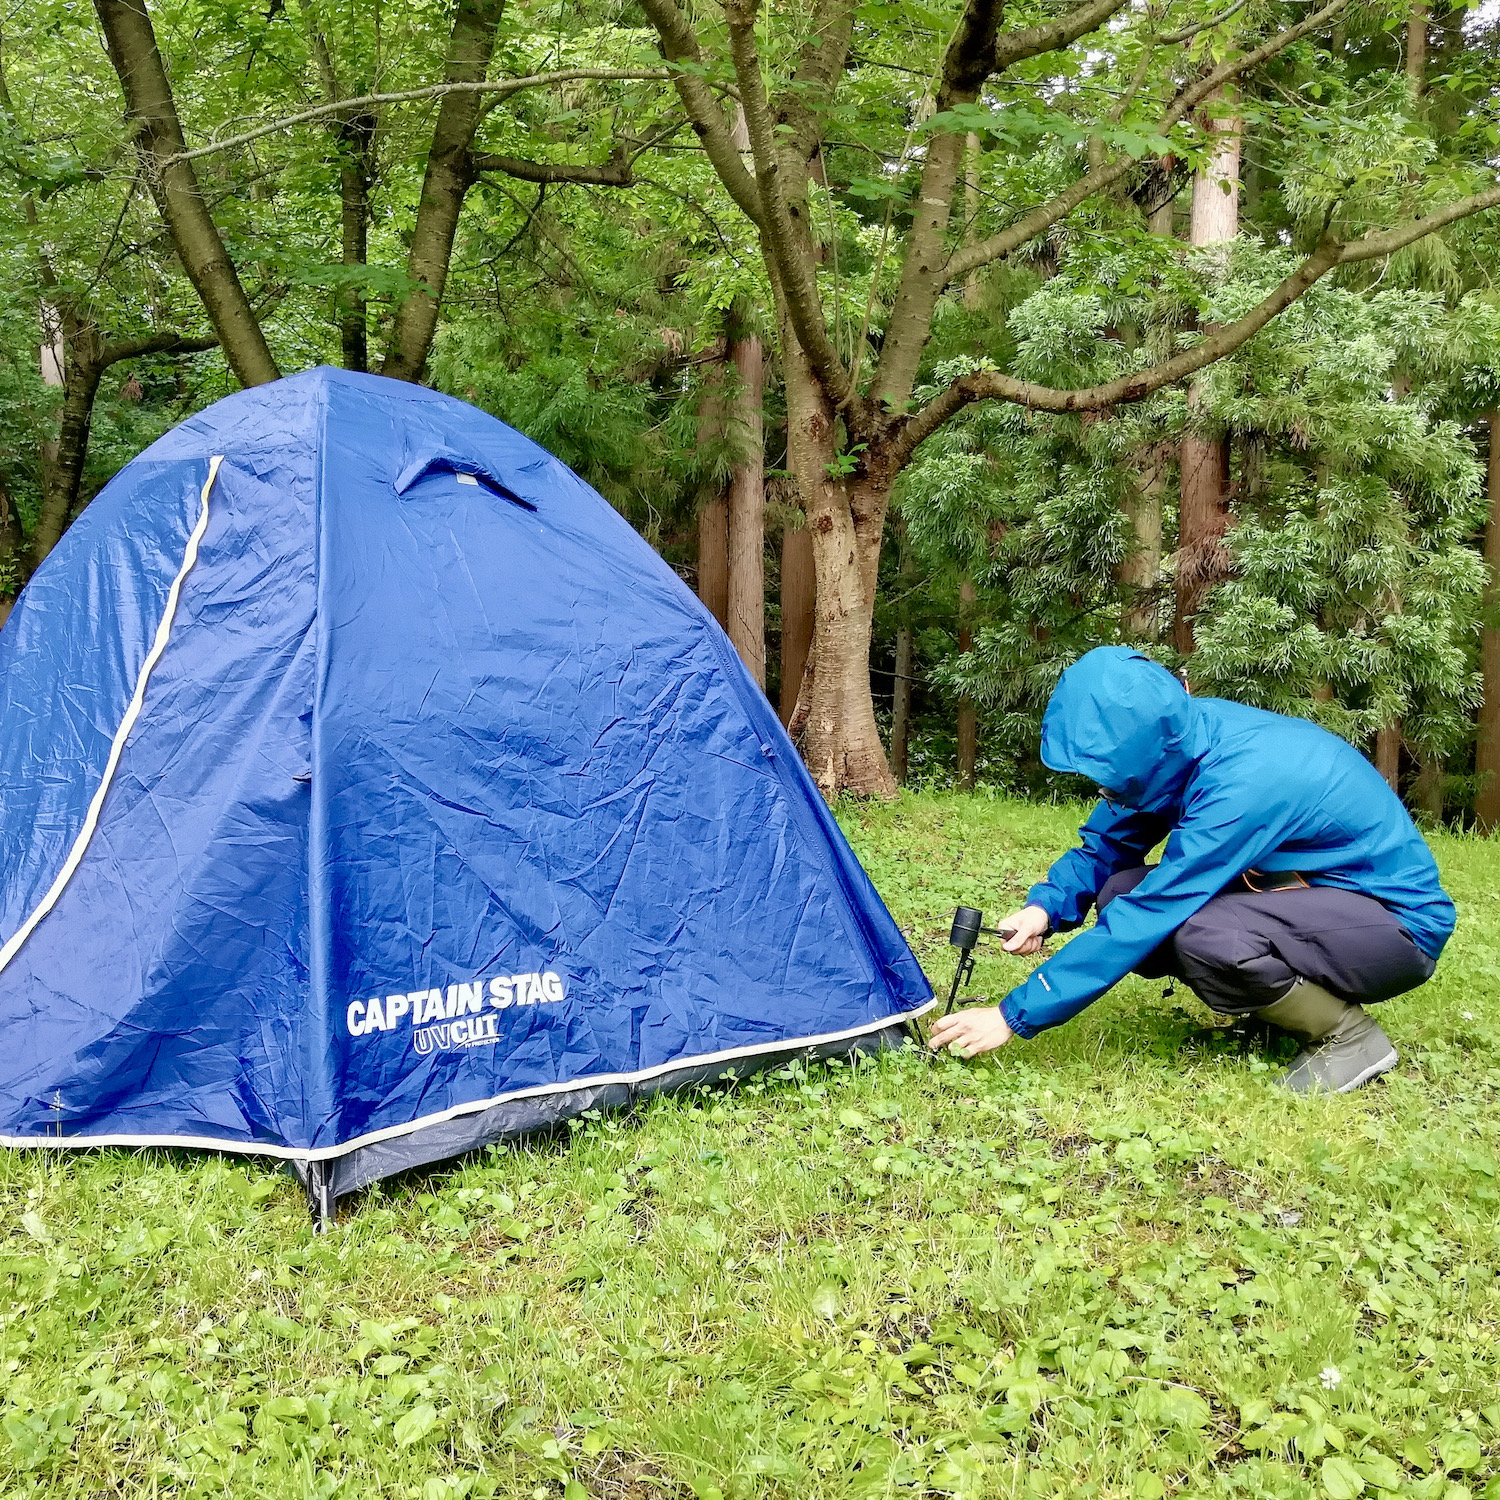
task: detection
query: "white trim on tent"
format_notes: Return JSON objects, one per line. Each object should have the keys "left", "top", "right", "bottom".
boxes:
{"left": 0, "top": 998, "right": 937, "bottom": 1159}
{"left": 0, "top": 456, "right": 222, "bottom": 980}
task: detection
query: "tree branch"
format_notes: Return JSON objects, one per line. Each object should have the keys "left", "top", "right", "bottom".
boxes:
{"left": 898, "top": 181, "right": 1500, "bottom": 455}
{"left": 724, "top": 0, "right": 851, "bottom": 404}
{"left": 987, "top": 0, "right": 1134, "bottom": 82}
{"left": 100, "top": 330, "right": 218, "bottom": 364}
{"left": 773, "top": 0, "right": 857, "bottom": 162}
{"left": 942, "top": 0, "right": 1352, "bottom": 287}
{"left": 161, "top": 69, "right": 668, "bottom": 166}
{"left": 872, "top": 0, "right": 1129, "bottom": 413}
{"left": 93, "top": 0, "right": 278, "bottom": 388}
{"left": 637, "top": 0, "right": 763, "bottom": 227}
{"left": 1160, "top": 0, "right": 1249, "bottom": 45}
{"left": 470, "top": 147, "right": 633, "bottom": 184}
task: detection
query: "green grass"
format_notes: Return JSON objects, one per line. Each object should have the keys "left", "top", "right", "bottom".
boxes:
{"left": 2, "top": 792, "right": 1498, "bottom": 1500}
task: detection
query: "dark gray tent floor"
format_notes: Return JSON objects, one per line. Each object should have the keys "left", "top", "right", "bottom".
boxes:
{"left": 291, "top": 1022, "right": 915, "bottom": 1222}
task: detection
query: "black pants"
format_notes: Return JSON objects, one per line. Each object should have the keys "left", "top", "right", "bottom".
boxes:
{"left": 1096, "top": 867, "right": 1436, "bottom": 1015}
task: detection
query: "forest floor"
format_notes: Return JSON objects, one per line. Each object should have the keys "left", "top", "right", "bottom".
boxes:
{"left": 1, "top": 794, "right": 1498, "bottom": 1500}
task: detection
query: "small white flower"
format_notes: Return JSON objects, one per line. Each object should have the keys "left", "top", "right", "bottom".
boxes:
{"left": 1462, "top": 1011, "right": 1475, "bottom": 1021}
{"left": 1320, "top": 1366, "right": 1342, "bottom": 1390}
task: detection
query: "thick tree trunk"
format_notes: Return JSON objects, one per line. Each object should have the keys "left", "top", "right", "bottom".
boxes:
{"left": 725, "top": 330, "right": 766, "bottom": 686}
{"left": 957, "top": 574, "right": 977, "bottom": 792}
{"left": 380, "top": 0, "right": 505, "bottom": 383}
{"left": 1188, "top": 116, "right": 1241, "bottom": 246}
{"left": 782, "top": 328, "right": 895, "bottom": 797}
{"left": 1475, "top": 413, "right": 1500, "bottom": 831}
{"left": 1173, "top": 97, "right": 1240, "bottom": 656}
{"left": 802, "top": 481, "right": 894, "bottom": 799}
{"left": 780, "top": 524, "right": 814, "bottom": 727}
{"left": 93, "top": 0, "right": 279, "bottom": 387}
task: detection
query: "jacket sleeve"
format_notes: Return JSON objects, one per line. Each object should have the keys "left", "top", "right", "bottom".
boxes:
{"left": 1001, "top": 783, "right": 1292, "bottom": 1038}
{"left": 1026, "top": 800, "right": 1173, "bottom": 931}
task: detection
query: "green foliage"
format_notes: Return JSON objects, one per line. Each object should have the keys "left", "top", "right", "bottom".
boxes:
{"left": 4, "top": 795, "right": 1500, "bottom": 1497}
{"left": 897, "top": 242, "right": 1500, "bottom": 799}
{"left": 1188, "top": 275, "right": 1495, "bottom": 761}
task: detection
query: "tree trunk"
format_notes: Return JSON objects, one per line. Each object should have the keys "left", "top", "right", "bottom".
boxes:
{"left": 780, "top": 524, "right": 814, "bottom": 727}
{"left": 1121, "top": 449, "right": 1166, "bottom": 640}
{"left": 0, "top": 483, "right": 21, "bottom": 628}
{"left": 725, "top": 328, "right": 766, "bottom": 686}
{"left": 93, "top": 0, "right": 279, "bottom": 387}
{"left": 1148, "top": 154, "right": 1178, "bottom": 237}
{"left": 307, "top": 13, "right": 376, "bottom": 372}
{"left": 802, "top": 478, "right": 895, "bottom": 799}
{"left": 1407, "top": 0, "right": 1428, "bottom": 93}
{"left": 380, "top": 0, "right": 505, "bottom": 383}
{"left": 963, "top": 133, "right": 982, "bottom": 311}
{"left": 337, "top": 132, "right": 374, "bottom": 373}
{"left": 699, "top": 501, "right": 729, "bottom": 628}
{"left": 1174, "top": 433, "right": 1232, "bottom": 655}
{"left": 1475, "top": 412, "right": 1500, "bottom": 831}
{"left": 1173, "top": 96, "right": 1241, "bottom": 657}
{"left": 37, "top": 300, "right": 65, "bottom": 550}
{"left": 1413, "top": 756, "right": 1443, "bottom": 822}
{"left": 696, "top": 353, "right": 728, "bottom": 627}
{"left": 1375, "top": 722, "right": 1401, "bottom": 793}
{"left": 890, "top": 516, "right": 915, "bottom": 784}
{"left": 782, "top": 326, "right": 896, "bottom": 798}
{"left": 1119, "top": 172, "right": 1176, "bottom": 640}
{"left": 956, "top": 574, "right": 977, "bottom": 792}
{"left": 30, "top": 346, "right": 103, "bottom": 573}
{"left": 28, "top": 330, "right": 217, "bottom": 574}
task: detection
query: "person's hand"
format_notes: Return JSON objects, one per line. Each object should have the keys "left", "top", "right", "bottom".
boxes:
{"left": 928, "top": 1005, "right": 1015, "bottom": 1057}
{"left": 998, "top": 904, "right": 1050, "bottom": 956}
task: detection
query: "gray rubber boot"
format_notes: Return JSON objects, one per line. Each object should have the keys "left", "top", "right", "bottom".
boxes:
{"left": 1254, "top": 980, "right": 1399, "bottom": 1094}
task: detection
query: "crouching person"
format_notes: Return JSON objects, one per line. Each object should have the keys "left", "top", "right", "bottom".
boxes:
{"left": 930, "top": 647, "right": 1454, "bottom": 1093}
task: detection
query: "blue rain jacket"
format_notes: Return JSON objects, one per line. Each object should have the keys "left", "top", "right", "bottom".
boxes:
{"left": 999, "top": 647, "right": 1455, "bottom": 1038}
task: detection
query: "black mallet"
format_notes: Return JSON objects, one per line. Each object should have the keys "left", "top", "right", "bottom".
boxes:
{"left": 944, "top": 906, "right": 1016, "bottom": 1014}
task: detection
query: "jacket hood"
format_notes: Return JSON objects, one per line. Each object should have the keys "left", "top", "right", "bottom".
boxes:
{"left": 1040, "top": 647, "right": 1205, "bottom": 811}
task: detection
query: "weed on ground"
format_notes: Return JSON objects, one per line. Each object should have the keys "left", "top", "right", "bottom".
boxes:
{"left": 1, "top": 794, "right": 1497, "bottom": 1498}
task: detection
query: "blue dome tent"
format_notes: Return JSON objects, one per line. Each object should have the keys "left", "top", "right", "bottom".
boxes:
{"left": 0, "top": 369, "right": 931, "bottom": 1219}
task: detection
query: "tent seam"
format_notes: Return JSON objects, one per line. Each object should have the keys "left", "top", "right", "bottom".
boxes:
{"left": 0, "top": 456, "right": 222, "bottom": 979}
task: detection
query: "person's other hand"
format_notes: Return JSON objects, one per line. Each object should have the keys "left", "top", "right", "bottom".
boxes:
{"left": 998, "top": 904, "right": 1049, "bottom": 955}
{"left": 928, "top": 1005, "right": 1015, "bottom": 1057}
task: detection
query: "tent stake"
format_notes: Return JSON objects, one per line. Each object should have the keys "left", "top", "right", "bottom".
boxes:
{"left": 303, "top": 1160, "right": 333, "bottom": 1232}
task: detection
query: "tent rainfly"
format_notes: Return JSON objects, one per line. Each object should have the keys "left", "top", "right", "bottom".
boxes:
{"left": 0, "top": 369, "right": 932, "bottom": 1221}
